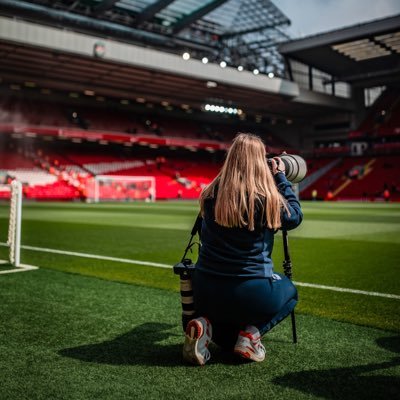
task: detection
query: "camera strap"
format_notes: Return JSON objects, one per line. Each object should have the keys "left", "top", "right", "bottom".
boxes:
{"left": 181, "top": 213, "right": 202, "bottom": 262}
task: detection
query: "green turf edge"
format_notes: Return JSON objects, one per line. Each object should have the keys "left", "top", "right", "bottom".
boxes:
{"left": 12, "top": 247, "right": 400, "bottom": 335}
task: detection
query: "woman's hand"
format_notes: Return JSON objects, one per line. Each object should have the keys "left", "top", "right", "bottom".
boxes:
{"left": 270, "top": 157, "right": 286, "bottom": 175}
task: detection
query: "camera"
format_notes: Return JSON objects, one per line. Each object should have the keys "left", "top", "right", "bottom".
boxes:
{"left": 267, "top": 154, "right": 307, "bottom": 183}
{"left": 174, "top": 259, "right": 196, "bottom": 331}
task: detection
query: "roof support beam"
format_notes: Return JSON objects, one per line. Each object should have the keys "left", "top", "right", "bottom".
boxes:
{"left": 172, "top": 0, "right": 227, "bottom": 34}
{"left": 222, "top": 23, "right": 288, "bottom": 40}
{"left": 93, "top": 0, "right": 118, "bottom": 13}
{"left": 325, "top": 66, "right": 400, "bottom": 84}
{"left": 135, "top": 0, "right": 176, "bottom": 26}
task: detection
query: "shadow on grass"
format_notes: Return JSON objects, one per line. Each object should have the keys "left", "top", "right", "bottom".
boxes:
{"left": 59, "top": 321, "right": 257, "bottom": 367}
{"left": 273, "top": 336, "right": 400, "bottom": 399}
{"left": 59, "top": 322, "right": 184, "bottom": 367}
{"left": 59, "top": 322, "right": 303, "bottom": 367}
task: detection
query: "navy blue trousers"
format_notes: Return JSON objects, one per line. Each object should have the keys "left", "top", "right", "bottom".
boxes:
{"left": 193, "top": 270, "right": 298, "bottom": 349}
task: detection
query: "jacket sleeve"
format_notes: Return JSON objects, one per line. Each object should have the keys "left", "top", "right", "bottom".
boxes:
{"left": 274, "top": 172, "right": 303, "bottom": 231}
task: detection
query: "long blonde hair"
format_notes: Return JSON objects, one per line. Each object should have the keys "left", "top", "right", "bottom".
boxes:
{"left": 200, "top": 133, "right": 287, "bottom": 230}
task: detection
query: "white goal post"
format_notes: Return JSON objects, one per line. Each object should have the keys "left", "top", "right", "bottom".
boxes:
{"left": 5, "top": 180, "right": 22, "bottom": 267}
{"left": 87, "top": 175, "right": 156, "bottom": 203}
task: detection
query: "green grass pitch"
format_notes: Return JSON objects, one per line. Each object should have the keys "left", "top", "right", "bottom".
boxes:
{"left": 0, "top": 201, "right": 399, "bottom": 399}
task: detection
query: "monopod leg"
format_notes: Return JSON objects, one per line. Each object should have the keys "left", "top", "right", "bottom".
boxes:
{"left": 282, "top": 230, "right": 298, "bottom": 344}
{"left": 290, "top": 311, "right": 297, "bottom": 344}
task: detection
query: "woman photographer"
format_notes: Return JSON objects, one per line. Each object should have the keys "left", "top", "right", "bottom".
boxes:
{"left": 183, "top": 133, "right": 303, "bottom": 365}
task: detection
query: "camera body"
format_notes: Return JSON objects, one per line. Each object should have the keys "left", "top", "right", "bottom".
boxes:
{"left": 173, "top": 258, "right": 196, "bottom": 276}
{"left": 267, "top": 154, "right": 307, "bottom": 183}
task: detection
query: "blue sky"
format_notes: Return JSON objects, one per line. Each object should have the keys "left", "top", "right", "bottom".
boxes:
{"left": 275, "top": 0, "right": 400, "bottom": 37}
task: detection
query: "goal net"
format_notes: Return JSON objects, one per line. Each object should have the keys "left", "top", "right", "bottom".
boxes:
{"left": 86, "top": 175, "right": 156, "bottom": 203}
{"left": 2, "top": 180, "right": 23, "bottom": 267}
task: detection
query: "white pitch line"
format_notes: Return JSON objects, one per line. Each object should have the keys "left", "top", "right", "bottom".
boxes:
{"left": 293, "top": 281, "right": 400, "bottom": 300}
{"left": 0, "top": 259, "right": 38, "bottom": 275}
{"left": 1, "top": 242, "right": 399, "bottom": 300}
{"left": 0, "top": 242, "right": 170, "bottom": 269}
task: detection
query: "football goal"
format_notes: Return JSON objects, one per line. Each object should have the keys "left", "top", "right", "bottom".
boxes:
{"left": 86, "top": 175, "right": 156, "bottom": 203}
{"left": 2, "top": 180, "right": 23, "bottom": 267}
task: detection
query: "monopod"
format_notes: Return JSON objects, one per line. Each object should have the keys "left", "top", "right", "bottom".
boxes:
{"left": 282, "top": 229, "right": 298, "bottom": 344}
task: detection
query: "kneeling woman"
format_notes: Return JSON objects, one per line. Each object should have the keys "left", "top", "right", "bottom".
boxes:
{"left": 183, "top": 133, "right": 303, "bottom": 365}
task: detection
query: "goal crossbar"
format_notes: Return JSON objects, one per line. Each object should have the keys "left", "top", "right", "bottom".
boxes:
{"left": 90, "top": 175, "right": 156, "bottom": 203}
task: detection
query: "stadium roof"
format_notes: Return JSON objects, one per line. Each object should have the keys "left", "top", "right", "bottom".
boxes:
{"left": 0, "top": 0, "right": 291, "bottom": 75}
{"left": 279, "top": 14, "right": 400, "bottom": 87}
{"left": 0, "top": 15, "right": 355, "bottom": 120}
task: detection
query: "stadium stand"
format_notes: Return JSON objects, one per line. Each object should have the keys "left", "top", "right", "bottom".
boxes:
{"left": 337, "top": 156, "right": 400, "bottom": 201}
{"left": 3, "top": 136, "right": 398, "bottom": 202}
{"left": 0, "top": 6, "right": 399, "bottom": 202}
{"left": 0, "top": 143, "right": 221, "bottom": 200}
{"left": 300, "top": 155, "right": 400, "bottom": 201}
{"left": 0, "top": 97, "right": 290, "bottom": 147}
{"left": 348, "top": 89, "right": 400, "bottom": 138}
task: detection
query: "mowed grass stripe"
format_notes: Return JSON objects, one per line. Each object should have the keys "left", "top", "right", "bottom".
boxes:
{"left": 0, "top": 201, "right": 399, "bottom": 332}
{"left": 2, "top": 242, "right": 400, "bottom": 300}
{"left": 2, "top": 202, "right": 399, "bottom": 241}
{"left": 2, "top": 219, "right": 397, "bottom": 294}
{"left": 0, "top": 246, "right": 398, "bottom": 333}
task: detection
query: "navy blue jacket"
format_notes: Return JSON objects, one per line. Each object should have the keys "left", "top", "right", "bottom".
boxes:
{"left": 196, "top": 172, "right": 303, "bottom": 278}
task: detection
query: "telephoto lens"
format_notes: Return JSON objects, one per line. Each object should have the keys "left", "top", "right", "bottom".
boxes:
{"left": 268, "top": 154, "right": 307, "bottom": 183}
{"left": 179, "top": 270, "right": 195, "bottom": 330}
{"left": 173, "top": 259, "right": 196, "bottom": 331}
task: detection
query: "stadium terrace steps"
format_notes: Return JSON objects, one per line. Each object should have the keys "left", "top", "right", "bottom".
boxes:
{"left": 104, "top": 159, "right": 219, "bottom": 199}
{"left": 337, "top": 156, "right": 400, "bottom": 200}
{"left": 24, "top": 181, "right": 79, "bottom": 200}
{"left": 1, "top": 98, "right": 290, "bottom": 151}
{"left": 0, "top": 150, "right": 84, "bottom": 200}
{"left": 0, "top": 152, "right": 37, "bottom": 169}
{"left": 301, "top": 155, "right": 400, "bottom": 201}
{"left": 299, "top": 158, "right": 342, "bottom": 193}
{"left": 83, "top": 160, "right": 152, "bottom": 175}
{"left": 5, "top": 169, "right": 58, "bottom": 186}
{"left": 332, "top": 159, "right": 376, "bottom": 198}
{"left": 1, "top": 167, "right": 81, "bottom": 200}
{"left": 10, "top": 148, "right": 220, "bottom": 200}
{"left": 0, "top": 98, "right": 73, "bottom": 127}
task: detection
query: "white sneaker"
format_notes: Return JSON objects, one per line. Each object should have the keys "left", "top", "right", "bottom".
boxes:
{"left": 182, "top": 317, "right": 212, "bottom": 366}
{"left": 234, "top": 325, "right": 266, "bottom": 362}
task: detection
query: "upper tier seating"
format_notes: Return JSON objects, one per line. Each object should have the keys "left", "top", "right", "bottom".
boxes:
{"left": 301, "top": 155, "right": 400, "bottom": 201}
{"left": 377, "top": 96, "right": 400, "bottom": 137}
{"left": 350, "top": 89, "right": 400, "bottom": 138}
{"left": 336, "top": 156, "right": 400, "bottom": 201}
{"left": 0, "top": 98, "right": 73, "bottom": 127}
{"left": 0, "top": 97, "right": 289, "bottom": 150}
{"left": 0, "top": 152, "right": 36, "bottom": 169}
